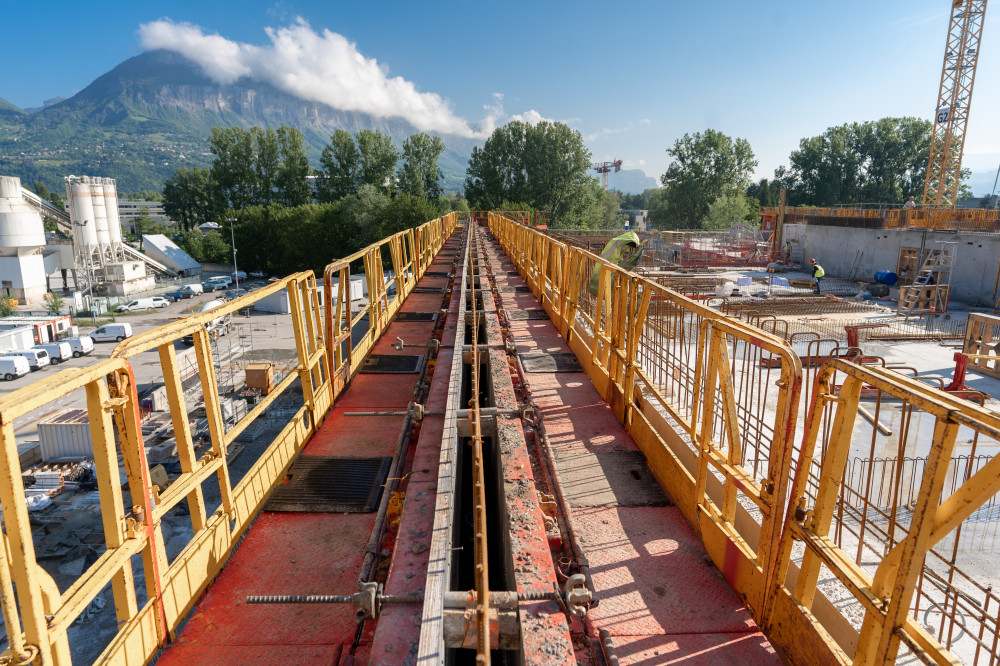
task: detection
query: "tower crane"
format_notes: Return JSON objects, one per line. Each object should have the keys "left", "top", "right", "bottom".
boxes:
{"left": 923, "top": 0, "right": 987, "bottom": 207}
{"left": 593, "top": 159, "right": 623, "bottom": 190}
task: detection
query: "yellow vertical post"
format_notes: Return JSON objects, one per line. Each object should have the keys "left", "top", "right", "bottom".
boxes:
{"left": 158, "top": 343, "right": 208, "bottom": 533}
{"left": 193, "top": 328, "right": 235, "bottom": 518}
{"left": 86, "top": 379, "right": 140, "bottom": 628}
{"left": 0, "top": 420, "right": 49, "bottom": 663}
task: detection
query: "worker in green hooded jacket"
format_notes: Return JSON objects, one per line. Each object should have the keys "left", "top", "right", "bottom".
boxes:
{"left": 588, "top": 231, "right": 644, "bottom": 295}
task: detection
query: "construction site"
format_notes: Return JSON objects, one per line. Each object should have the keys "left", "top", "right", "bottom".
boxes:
{"left": 0, "top": 2, "right": 1000, "bottom": 666}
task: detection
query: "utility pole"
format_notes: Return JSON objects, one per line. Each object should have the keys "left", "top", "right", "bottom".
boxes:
{"left": 227, "top": 218, "right": 240, "bottom": 289}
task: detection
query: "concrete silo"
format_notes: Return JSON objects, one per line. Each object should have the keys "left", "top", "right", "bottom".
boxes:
{"left": 102, "top": 178, "right": 123, "bottom": 249}
{"left": 65, "top": 176, "right": 98, "bottom": 250}
{"left": 0, "top": 176, "right": 48, "bottom": 303}
{"left": 90, "top": 180, "right": 110, "bottom": 251}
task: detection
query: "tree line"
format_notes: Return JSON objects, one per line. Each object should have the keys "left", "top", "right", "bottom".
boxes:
{"left": 637, "top": 116, "right": 971, "bottom": 231}
{"left": 160, "top": 125, "right": 459, "bottom": 275}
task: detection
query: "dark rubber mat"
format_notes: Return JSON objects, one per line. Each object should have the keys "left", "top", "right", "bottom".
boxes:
{"left": 412, "top": 286, "right": 446, "bottom": 294}
{"left": 264, "top": 456, "right": 391, "bottom": 513}
{"left": 498, "top": 286, "right": 531, "bottom": 293}
{"left": 424, "top": 271, "right": 451, "bottom": 277}
{"left": 394, "top": 311, "right": 437, "bottom": 323}
{"left": 520, "top": 352, "right": 583, "bottom": 373}
{"left": 506, "top": 309, "right": 550, "bottom": 320}
{"left": 358, "top": 354, "right": 424, "bottom": 373}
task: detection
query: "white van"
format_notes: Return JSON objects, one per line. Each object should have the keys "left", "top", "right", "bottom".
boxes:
{"left": 91, "top": 323, "right": 133, "bottom": 343}
{"left": 6, "top": 348, "right": 51, "bottom": 370}
{"left": 33, "top": 342, "right": 73, "bottom": 364}
{"left": 117, "top": 298, "right": 158, "bottom": 313}
{"left": 66, "top": 337, "right": 95, "bottom": 357}
{"left": 180, "top": 283, "right": 204, "bottom": 296}
{"left": 0, "top": 356, "right": 30, "bottom": 380}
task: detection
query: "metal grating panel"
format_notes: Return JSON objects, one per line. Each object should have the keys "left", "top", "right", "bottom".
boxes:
{"left": 505, "top": 309, "right": 550, "bottom": 320}
{"left": 359, "top": 354, "right": 424, "bottom": 374}
{"left": 519, "top": 352, "right": 583, "bottom": 373}
{"left": 498, "top": 286, "right": 531, "bottom": 293}
{"left": 394, "top": 311, "right": 437, "bottom": 323}
{"left": 264, "top": 456, "right": 391, "bottom": 513}
{"left": 423, "top": 271, "right": 451, "bottom": 277}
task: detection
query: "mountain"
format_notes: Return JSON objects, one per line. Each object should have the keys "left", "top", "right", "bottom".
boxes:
{"left": 0, "top": 97, "right": 25, "bottom": 118}
{"left": 0, "top": 50, "right": 476, "bottom": 193}
{"left": 606, "top": 168, "right": 657, "bottom": 195}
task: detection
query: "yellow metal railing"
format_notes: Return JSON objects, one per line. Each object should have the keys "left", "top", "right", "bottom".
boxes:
{"left": 0, "top": 215, "right": 455, "bottom": 665}
{"left": 761, "top": 205, "right": 1000, "bottom": 232}
{"left": 488, "top": 212, "right": 803, "bottom": 621}
{"left": 323, "top": 213, "right": 458, "bottom": 393}
{"left": 488, "top": 212, "right": 1000, "bottom": 665}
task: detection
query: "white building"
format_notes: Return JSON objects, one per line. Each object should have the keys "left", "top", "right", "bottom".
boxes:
{"left": 0, "top": 176, "right": 49, "bottom": 303}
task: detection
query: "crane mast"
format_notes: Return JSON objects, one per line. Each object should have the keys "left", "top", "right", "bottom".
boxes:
{"left": 923, "top": 0, "right": 987, "bottom": 207}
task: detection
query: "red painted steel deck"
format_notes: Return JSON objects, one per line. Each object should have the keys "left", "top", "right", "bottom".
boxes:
{"left": 158, "top": 237, "right": 463, "bottom": 665}
{"left": 160, "top": 226, "right": 782, "bottom": 665}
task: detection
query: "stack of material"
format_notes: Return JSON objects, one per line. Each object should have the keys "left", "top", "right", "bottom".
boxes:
{"left": 25, "top": 468, "right": 65, "bottom": 498}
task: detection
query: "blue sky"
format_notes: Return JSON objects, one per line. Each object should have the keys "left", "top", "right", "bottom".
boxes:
{"left": 2, "top": 0, "right": 999, "bottom": 192}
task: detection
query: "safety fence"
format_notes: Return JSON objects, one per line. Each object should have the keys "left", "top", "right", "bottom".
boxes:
{"left": 0, "top": 213, "right": 457, "bottom": 664}
{"left": 489, "top": 212, "right": 1000, "bottom": 665}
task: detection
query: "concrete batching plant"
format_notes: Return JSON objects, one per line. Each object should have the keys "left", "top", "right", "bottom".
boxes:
{"left": 65, "top": 175, "right": 153, "bottom": 296}
{"left": 0, "top": 176, "right": 49, "bottom": 303}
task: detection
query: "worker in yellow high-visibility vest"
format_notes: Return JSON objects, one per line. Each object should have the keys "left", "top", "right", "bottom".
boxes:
{"left": 809, "top": 258, "right": 825, "bottom": 294}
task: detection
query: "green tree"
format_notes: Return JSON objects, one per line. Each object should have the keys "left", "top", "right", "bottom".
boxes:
{"left": 162, "top": 167, "right": 220, "bottom": 231}
{"left": 398, "top": 133, "right": 445, "bottom": 199}
{"left": 182, "top": 232, "right": 205, "bottom": 262}
{"left": 200, "top": 231, "right": 232, "bottom": 265}
{"left": 318, "top": 129, "right": 361, "bottom": 202}
{"left": 659, "top": 129, "right": 757, "bottom": 229}
{"left": 704, "top": 193, "right": 759, "bottom": 230}
{"left": 337, "top": 184, "right": 391, "bottom": 249}
{"left": 275, "top": 127, "right": 312, "bottom": 207}
{"left": 646, "top": 188, "right": 670, "bottom": 229}
{"left": 0, "top": 297, "right": 15, "bottom": 318}
{"left": 464, "top": 120, "right": 594, "bottom": 226}
{"left": 43, "top": 291, "right": 64, "bottom": 315}
{"left": 32, "top": 180, "right": 64, "bottom": 209}
{"left": 209, "top": 126, "right": 258, "bottom": 210}
{"left": 380, "top": 193, "right": 442, "bottom": 237}
{"left": 779, "top": 117, "right": 941, "bottom": 206}
{"left": 746, "top": 178, "right": 783, "bottom": 208}
{"left": 356, "top": 130, "right": 399, "bottom": 193}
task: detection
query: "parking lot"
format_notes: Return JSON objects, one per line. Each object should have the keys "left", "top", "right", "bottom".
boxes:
{"left": 2, "top": 288, "right": 300, "bottom": 448}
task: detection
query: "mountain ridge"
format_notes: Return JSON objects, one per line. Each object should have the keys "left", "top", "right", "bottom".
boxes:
{"left": 0, "top": 50, "right": 477, "bottom": 193}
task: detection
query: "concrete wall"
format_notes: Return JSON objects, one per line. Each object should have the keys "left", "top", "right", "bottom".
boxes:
{"left": 785, "top": 224, "right": 1000, "bottom": 306}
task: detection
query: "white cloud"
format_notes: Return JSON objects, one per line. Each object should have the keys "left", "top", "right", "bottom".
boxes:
{"left": 139, "top": 18, "right": 480, "bottom": 137}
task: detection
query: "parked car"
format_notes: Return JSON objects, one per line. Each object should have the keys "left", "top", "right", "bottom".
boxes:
{"left": 230, "top": 271, "right": 247, "bottom": 282}
{"left": 0, "top": 355, "right": 31, "bottom": 380}
{"left": 225, "top": 288, "right": 248, "bottom": 300}
{"left": 66, "top": 336, "right": 94, "bottom": 357}
{"left": 91, "top": 323, "right": 133, "bottom": 343}
{"left": 207, "top": 276, "right": 232, "bottom": 289}
{"left": 117, "top": 298, "right": 159, "bottom": 313}
{"left": 6, "top": 348, "right": 50, "bottom": 370}
{"left": 150, "top": 296, "right": 170, "bottom": 308}
{"left": 33, "top": 341, "right": 73, "bottom": 365}
{"left": 164, "top": 290, "right": 186, "bottom": 302}
{"left": 248, "top": 270, "right": 266, "bottom": 279}
{"left": 180, "top": 283, "right": 205, "bottom": 296}
{"left": 202, "top": 280, "right": 227, "bottom": 292}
